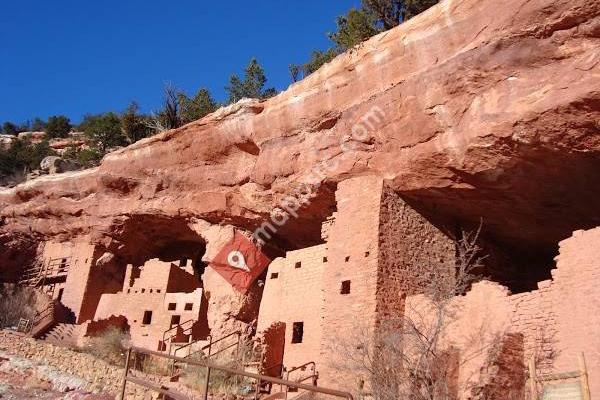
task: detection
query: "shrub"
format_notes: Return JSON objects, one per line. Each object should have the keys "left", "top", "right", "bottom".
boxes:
{"left": 45, "top": 115, "right": 72, "bottom": 138}
{"left": 0, "top": 284, "right": 39, "bottom": 329}
{"left": 81, "top": 327, "right": 128, "bottom": 366}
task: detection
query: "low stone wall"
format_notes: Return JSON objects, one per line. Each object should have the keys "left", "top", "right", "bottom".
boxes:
{"left": 0, "top": 333, "right": 153, "bottom": 399}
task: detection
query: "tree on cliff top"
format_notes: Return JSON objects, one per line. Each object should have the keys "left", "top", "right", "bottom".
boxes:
{"left": 226, "top": 58, "right": 277, "bottom": 104}
{"left": 290, "top": 0, "right": 440, "bottom": 81}
{"left": 45, "top": 115, "right": 72, "bottom": 138}
{"left": 121, "top": 102, "right": 151, "bottom": 143}
{"left": 81, "top": 112, "right": 126, "bottom": 152}
{"left": 178, "top": 87, "right": 218, "bottom": 124}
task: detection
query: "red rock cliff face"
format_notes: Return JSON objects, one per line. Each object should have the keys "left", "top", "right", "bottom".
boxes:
{"left": 1, "top": 0, "right": 599, "bottom": 278}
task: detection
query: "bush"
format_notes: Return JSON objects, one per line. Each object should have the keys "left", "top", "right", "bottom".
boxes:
{"left": 81, "top": 327, "right": 128, "bottom": 366}
{"left": 0, "top": 284, "right": 40, "bottom": 329}
{"left": 45, "top": 115, "right": 72, "bottom": 138}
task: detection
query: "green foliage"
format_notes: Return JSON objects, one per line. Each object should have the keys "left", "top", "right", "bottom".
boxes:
{"left": 45, "top": 115, "right": 72, "bottom": 138}
{"left": 291, "top": 0, "right": 439, "bottom": 82}
{"left": 62, "top": 146, "right": 102, "bottom": 168}
{"left": 178, "top": 87, "right": 218, "bottom": 124}
{"left": 121, "top": 102, "right": 151, "bottom": 143}
{"left": 226, "top": 58, "right": 277, "bottom": 104}
{"left": 81, "top": 112, "right": 126, "bottom": 152}
{"left": 2, "top": 122, "right": 19, "bottom": 136}
{"left": 362, "top": 0, "right": 439, "bottom": 27}
{"left": 289, "top": 49, "right": 338, "bottom": 82}
{"left": 329, "top": 8, "right": 379, "bottom": 51}
{"left": 0, "top": 139, "right": 56, "bottom": 179}
{"left": 30, "top": 117, "right": 46, "bottom": 132}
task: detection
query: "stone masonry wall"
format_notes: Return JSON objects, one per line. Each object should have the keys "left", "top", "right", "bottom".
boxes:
{"left": 0, "top": 333, "right": 148, "bottom": 399}
{"left": 257, "top": 244, "right": 327, "bottom": 374}
{"left": 377, "top": 183, "right": 456, "bottom": 321}
{"left": 405, "top": 226, "right": 600, "bottom": 399}
{"left": 42, "top": 240, "right": 98, "bottom": 322}
{"left": 318, "top": 176, "right": 383, "bottom": 390}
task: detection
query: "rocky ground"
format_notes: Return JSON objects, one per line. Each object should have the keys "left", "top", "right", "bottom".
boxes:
{"left": 0, "top": 352, "right": 113, "bottom": 400}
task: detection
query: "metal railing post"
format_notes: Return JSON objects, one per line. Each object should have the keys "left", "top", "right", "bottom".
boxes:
{"left": 203, "top": 338, "right": 213, "bottom": 400}
{"left": 120, "top": 347, "right": 132, "bottom": 400}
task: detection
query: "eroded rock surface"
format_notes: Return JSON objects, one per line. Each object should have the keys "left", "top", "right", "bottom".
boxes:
{"left": 1, "top": 0, "right": 599, "bottom": 278}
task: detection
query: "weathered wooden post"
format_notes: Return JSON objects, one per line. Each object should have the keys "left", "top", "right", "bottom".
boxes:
{"left": 578, "top": 352, "right": 591, "bottom": 400}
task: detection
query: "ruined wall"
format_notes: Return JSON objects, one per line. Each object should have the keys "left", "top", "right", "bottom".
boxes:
{"left": 511, "top": 227, "right": 600, "bottom": 397}
{"left": 94, "top": 259, "right": 203, "bottom": 351}
{"left": 257, "top": 244, "right": 327, "bottom": 371}
{"left": 377, "top": 183, "right": 456, "bottom": 320}
{"left": 405, "top": 227, "right": 600, "bottom": 399}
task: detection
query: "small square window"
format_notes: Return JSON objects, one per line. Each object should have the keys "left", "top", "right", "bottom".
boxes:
{"left": 364, "top": 251, "right": 370, "bottom": 257}
{"left": 168, "top": 303, "right": 177, "bottom": 311}
{"left": 142, "top": 311, "right": 153, "bottom": 325}
{"left": 156, "top": 289, "right": 161, "bottom": 293}
{"left": 291, "top": 322, "right": 304, "bottom": 344}
{"left": 323, "top": 256, "right": 328, "bottom": 263}
{"left": 184, "top": 303, "right": 193, "bottom": 311}
{"left": 295, "top": 262, "right": 301, "bottom": 269}
{"left": 141, "top": 288, "right": 146, "bottom": 293}
{"left": 170, "top": 315, "right": 181, "bottom": 327}
{"left": 150, "top": 289, "right": 153, "bottom": 293}
{"left": 345, "top": 256, "right": 350, "bottom": 262}
{"left": 270, "top": 272, "right": 279, "bottom": 279}
{"left": 341, "top": 280, "right": 351, "bottom": 295}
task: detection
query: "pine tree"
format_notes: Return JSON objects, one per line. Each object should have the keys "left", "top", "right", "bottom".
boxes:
{"left": 178, "top": 88, "right": 218, "bottom": 124}
{"left": 226, "top": 58, "right": 277, "bottom": 104}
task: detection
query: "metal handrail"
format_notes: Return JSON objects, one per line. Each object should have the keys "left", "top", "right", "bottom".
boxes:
{"left": 120, "top": 346, "right": 353, "bottom": 400}
{"left": 284, "top": 361, "right": 317, "bottom": 399}
{"left": 161, "top": 319, "right": 196, "bottom": 350}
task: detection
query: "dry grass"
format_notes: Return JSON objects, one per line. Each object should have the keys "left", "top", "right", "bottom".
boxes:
{"left": 0, "top": 284, "right": 40, "bottom": 329}
{"left": 80, "top": 327, "right": 128, "bottom": 366}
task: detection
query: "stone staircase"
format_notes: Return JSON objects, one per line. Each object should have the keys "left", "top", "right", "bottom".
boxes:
{"left": 40, "top": 323, "right": 77, "bottom": 347}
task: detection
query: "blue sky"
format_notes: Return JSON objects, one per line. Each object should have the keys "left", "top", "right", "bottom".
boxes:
{"left": 0, "top": 0, "right": 359, "bottom": 124}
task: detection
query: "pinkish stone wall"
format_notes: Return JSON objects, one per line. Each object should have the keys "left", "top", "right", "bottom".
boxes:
{"left": 257, "top": 244, "right": 327, "bottom": 372}
{"left": 41, "top": 240, "right": 98, "bottom": 322}
{"left": 405, "top": 227, "right": 600, "bottom": 399}
{"left": 94, "top": 259, "right": 203, "bottom": 351}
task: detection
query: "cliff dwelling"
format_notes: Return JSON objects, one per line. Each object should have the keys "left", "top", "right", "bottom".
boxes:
{"left": 1, "top": 0, "right": 599, "bottom": 398}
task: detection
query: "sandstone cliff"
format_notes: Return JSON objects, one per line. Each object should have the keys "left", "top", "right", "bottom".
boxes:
{"left": 1, "top": 0, "right": 599, "bottom": 281}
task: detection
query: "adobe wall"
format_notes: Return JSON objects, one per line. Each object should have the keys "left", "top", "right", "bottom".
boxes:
{"left": 405, "top": 226, "right": 600, "bottom": 399}
{"left": 257, "top": 244, "right": 327, "bottom": 372}
{"left": 41, "top": 240, "right": 98, "bottom": 322}
{"left": 95, "top": 259, "right": 203, "bottom": 351}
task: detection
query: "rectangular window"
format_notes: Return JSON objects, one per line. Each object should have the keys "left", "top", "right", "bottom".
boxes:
{"left": 168, "top": 303, "right": 177, "bottom": 311}
{"left": 270, "top": 272, "right": 279, "bottom": 279}
{"left": 142, "top": 311, "right": 153, "bottom": 325}
{"left": 295, "top": 262, "right": 302, "bottom": 269}
{"left": 184, "top": 303, "right": 193, "bottom": 311}
{"left": 180, "top": 258, "right": 188, "bottom": 267}
{"left": 345, "top": 256, "right": 350, "bottom": 262}
{"left": 170, "top": 315, "right": 181, "bottom": 327}
{"left": 292, "top": 322, "right": 304, "bottom": 344}
{"left": 341, "top": 280, "right": 351, "bottom": 295}
{"left": 57, "top": 288, "right": 64, "bottom": 301}
{"left": 323, "top": 256, "right": 328, "bottom": 263}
